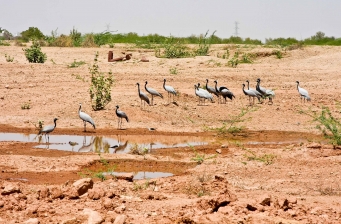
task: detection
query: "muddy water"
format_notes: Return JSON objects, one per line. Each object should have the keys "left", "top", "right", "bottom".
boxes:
{"left": 0, "top": 133, "right": 209, "bottom": 153}
{"left": 0, "top": 130, "right": 324, "bottom": 184}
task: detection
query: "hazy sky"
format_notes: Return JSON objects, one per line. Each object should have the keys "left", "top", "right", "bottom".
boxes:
{"left": 1, "top": 0, "right": 341, "bottom": 41}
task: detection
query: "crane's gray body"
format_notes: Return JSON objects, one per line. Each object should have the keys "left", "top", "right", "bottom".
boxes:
{"left": 115, "top": 105, "right": 129, "bottom": 129}
{"left": 38, "top": 118, "right": 58, "bottom": 142}
{"left": 163, "top": 79, "right": 177, "bottom": 103}
{"left": 145, "top": 81, "right": 163, "bottom": 105}
{"left": 137, "top": 82, "right": 150, "bottom": 109}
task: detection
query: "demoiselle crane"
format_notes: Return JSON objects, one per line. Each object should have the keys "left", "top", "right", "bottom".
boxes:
{"left": 115, "top": 105, "right": 129, "bottom": 129}
{"left": 195, "top": 84, "right": 212, "bottom": 105}
{"left": 296, "top": 81, "right": 311, "bottom": 102}
{"left": 38, "top": 118, "right": 58, "bottom": 142}
{"left": 163, "top": 79, "right": 177, "bottom": 103}
{"left": 242, "top": 83, "right": 259, "bottom": 106}
{"left": 214, "top": 80, "right": 232, "bottom": 104}
{"left": 205, "top": 79, "right": 219, "bottom": 98}
{"left": 245, "top": 80, "right": 262, "bottom": 103}
{"left": 79, "top": 103, "right": 96, "bottom": 132}
{"left": 136, "top": 82, "right": 150, "bottom": 109}
{"left": 145, "top": 81, "right": 163, "bottom": 105}
{"left": 256, "top": 78, "right": 275, "bottom": 104}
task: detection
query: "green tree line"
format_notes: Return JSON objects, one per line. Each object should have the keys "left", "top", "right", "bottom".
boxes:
{"left": 1, "top": 27, "right": 341, "bottom": 47}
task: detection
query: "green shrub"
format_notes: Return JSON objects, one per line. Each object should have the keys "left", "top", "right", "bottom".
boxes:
{"left": 273, "top": 50, "right": 283, "bottom": 59}
{"left": 194, "top": 30, "right": 215, "bottom": 56}
{"left": 20, "top": 27, "right": 45, "bottom": 42}
{"left": 301, "top": 106, "right": 341, "bottom": 146}
{"left": 68, "top": 59, "right": 86, "bottom": 68}
{"left": 5, "top": 54, "right": 14, "bottom": 62}
{"left": 155, "top": 37, "right": 191, "bottom": 58}
{"left": 0, "top": 40, "right": 10, "bottom": 46}
{"left": 240, "top": 53, "right": 253, "bottom": 63}
{"left": 89, "top": 52, "right": 114, "bottom": 110}
{"left": 70, "top": 27, "right": 82, "bottom": 47}
{"left": 169, "top": 67, "right": 178, "bottom": 75}
{"left": 23, "top": 41, "right": 47, "bottom": 63}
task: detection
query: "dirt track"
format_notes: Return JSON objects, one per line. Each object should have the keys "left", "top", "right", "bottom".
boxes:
{"left": 0, "top": 44, "right": 341, "bottom": 223}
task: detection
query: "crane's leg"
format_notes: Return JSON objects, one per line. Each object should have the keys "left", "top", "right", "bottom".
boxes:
{"left": 83, "top": 121, "right": 86, "bottom": 132}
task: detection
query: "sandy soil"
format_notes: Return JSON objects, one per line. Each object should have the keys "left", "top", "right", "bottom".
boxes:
{"left": 0, "top": 43, "right": 341, "bottom": 223}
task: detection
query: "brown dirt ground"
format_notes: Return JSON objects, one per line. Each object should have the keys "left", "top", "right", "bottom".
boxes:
{"left": 0, "top": 43, "right": 341, "bottom": 223}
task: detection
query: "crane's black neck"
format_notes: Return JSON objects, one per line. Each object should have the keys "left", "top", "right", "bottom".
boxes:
{"left": 242, "top": 85, "right": 247, "bottom": 95}
{"left": 214, "top": 82, "right": 219, "bottom": 92}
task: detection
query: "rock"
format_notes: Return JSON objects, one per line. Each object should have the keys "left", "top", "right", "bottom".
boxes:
{"left": 259, "top": 195, "right": 271, "bottom": 206}
{"left": 115, "top": 204, "right": 126, "bottom": 214}
{"left": 38, "top": 186, "right": 49, "bottom": 199}
{"left": 49, "top": 187, "right": 64, "bottom": 199}
{"left": 216, "top": 149, "right": 222, "bottom": 154}
{"left": 82, "top": 208, "right": 104, "bottom": 224}
{"left": 102, "top": 198, "right": 114, "bottom": 209}
{"left": 198, "top": 213, "right": 229, "bottom": 223}
{"left": 278, "top": 197, "right": 290, "bottom": 210}
{"left": 73, "top": 178, "right": 94, "bottom": 196}
{"left": 23, "top": 218, "right": 39, "bottom": 224}
{"left": 114, "top": 173, "right": 134, "bottom": 182}
{"left": 64, "top": 187, "right": 79, "bottom": 199}
{"left": 221, "top": 144, "right": 228, "bottom": 148}
{"left": 88, "top": 187, "right": 106, "bottom": 200}
{"left": 113, "top": 214, "right": 127, "bottom": 224}
{"left": 26, "top": 205, "right": 39, "bottom": 217}
{"left": 217, "top": 205, "right": 233, "bottom": 214}
{"left": 214, "top": 174, "right": 225, "bottom": 181}
{"left": 0, "top": 201, "right": 4, "bottom": 207}
{"left": 1, "top": 183, "right": 20, "bottom": 195}
{"left": 61, "top": 217, "right": 78, "bottom": 224}
{"left": 246, "top": 204, "right": 258, "bottom": 211}
{"left": 307, "top": 143, "right": 322, "bottom": 149}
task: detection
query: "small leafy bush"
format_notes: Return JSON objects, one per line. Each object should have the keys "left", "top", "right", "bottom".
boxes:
{"left": 155, "top": 37, "right": 191, "bottom": 58}
{"left": 206, "top": 106, "right": 257, "bottom": 135}
{"left": 21, "top": 102, "right": 31, "bottom": 110}
{"left": 273, "top": 50, "right": 283, "bottom": 59}
{"left": 68, "top": 59, "right": 86, "bottom": 68}
{"left": 23, "top": 41, "right": 47, "bottom": 63}
{"left": 169, "top": 67, "right": 178, "bottom": 75}
{"left": 243, "top": 149, "right": 276, "bottom": 165}
{"left": 0, "top": 40, "right": 10, "bottom": 46}
{"left": 194, "top": 30, "right": 215, "bottom": 56}
{"left": 228, "top": 51, "right": 240, "bottom": 68}
{"left": 301, "top": 106, "right": 341, "bottom": 146}
{"left": 240, "top": 53, "right": 253, "bottom": 63}
{"left": 89, "top": 52, "right": 114, "bottom": 110}
{"left": 5, "top": 54, "right": 14, "bottom": 62}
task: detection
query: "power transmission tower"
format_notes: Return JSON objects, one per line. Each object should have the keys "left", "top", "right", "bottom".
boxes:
{"left": 234, "top": 21, "right": 239, "bottom": 36}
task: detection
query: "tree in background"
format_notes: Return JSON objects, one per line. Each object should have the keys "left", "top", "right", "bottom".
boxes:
{"left": 20, "top": 27, "right": 45, "bottom": 42}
